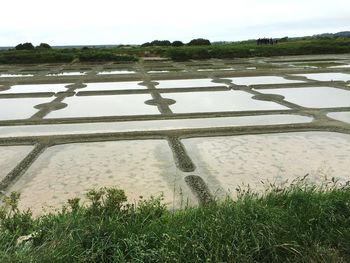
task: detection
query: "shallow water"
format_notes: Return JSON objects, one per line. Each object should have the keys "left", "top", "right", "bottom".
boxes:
{"left": 183, "top": 132, "right": 350, "bottom": 198}
{"left": 164, "top": 90, "right": 288, "bottom": 113}
{"left": 148, "top": 70, "right": 170, "bottom": 73}
{"left": 0, "top": 97, "right": 52, "bottom": 120}
{"left": 97, "top": 70, "right": 136, "bottom": 75}
{"left": 0, "top": 115, "right": 312, "bottom": 137}
{"left": 46, "top": 94, "right": 160, "bottom": 118}
{"left": 294, "top": 73, "right": 350, "bottom": 82}
{"left": 0, "top": 74, "right": 34, "bottom": 78}
{"left": 327, "top": 112, "right": 350, "bottom": 124}
{"left": 6, "top": 140, "right": 187, "bottom": 215}
{"left": 0, "top": 84, "right": 70, "bottom": 94}
{"left": 0, "top": 146, "right": 34, "bottom": 181}
{"left": 81, "top": 81, "right": 146, "bottom": 91}
{"left": 229, "top": 76, "right": 304, "bottom": 86}
{"left": 155, "top": 78, "right": 223, "bottom": 89}
{"left": 257, "top": 87, "right": 350, "bottom": 108}
{"left": 47, "top": 72, "right": 86, "bottom": 76}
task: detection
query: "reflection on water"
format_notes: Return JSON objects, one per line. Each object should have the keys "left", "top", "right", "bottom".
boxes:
{"left": 46, "top": 94, "right": 159, "bottom": 118}
{"left": 257, "top": 87, "right": 350, "bottom": 108}
{"left": 0, "top": 115, "right": 312, "bottom": 137}
{"left": 229, "top": 76, "right": 304, "bottom": 86}
{"left": 294, "top": 73, "right": 350, "bottom": 82}
{"left": 164, "top": 90, "right": 287, "bottom": 113}
{"left": 0, "top": 74, "right": 34, "bottom": 78}
{"left": 156, "top": 78, "right": 223, "bottom": 89}
{"left": 327, "top": 112, "right": 350, "bottom": 124}
{"left": 0, "top": 84, "right": 70, "bottom": 94}
{"left": 0, "top": 98, "right": 52, "bottom": 120}
{"left": 81, "top": 81, "right": 146, "bottom": 91}
{"left": 97, "top": 70, "right": 136, "bottom": 75}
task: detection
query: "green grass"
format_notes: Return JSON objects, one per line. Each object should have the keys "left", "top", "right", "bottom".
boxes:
{"left": 1, "top": 178, "right": 350, "bottom": 262}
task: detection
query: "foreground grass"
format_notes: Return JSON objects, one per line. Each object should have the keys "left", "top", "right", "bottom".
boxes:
{"left": 1, "top": 180, "right": 350, "bottom": 262}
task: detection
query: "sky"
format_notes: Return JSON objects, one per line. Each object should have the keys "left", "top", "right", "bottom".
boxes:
{"left": 1, "top": 0, "right": 349, "bottom": 46}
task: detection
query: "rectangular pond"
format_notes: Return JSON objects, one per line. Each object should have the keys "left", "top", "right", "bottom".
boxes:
{"left": 294, "top": 73, "right": 350, "bottom": 82}
{"left": 328, "top": 112, "right": 350, "bottom": 124}
{"left": 0, "top": 84, "right": 70, "bottom": 94}
{"left": 0, "top": 74, "right": 34, "bottom": 78}
{"left": 46, "top": 94, "right": 160, "bottom": 118}
{"left": 183, "top": 132, "right": 350, "bottom": 198}
{"left": 6, "top": 140, "right": 190, "bottom": 215}
{"left": 256, "top": 87, "right": 350, "bottom": 108}
{"left": 155, "top": 78, "right": 224, "bottom": 89}
{"left": 47, "top": 72, "right": 87, "bottom": 76}
{"left": 163, "top": 90, "right": 288, "bottom": 113}
{"left": 81, "top": 81, "right": 146, "bottom": 91}
{"left": 0, "top": 114, "right": 313, "bottom": 138}
{"left": 229, "top": 76, "right": 304, "bottom": 86}
{"left": 97, "top": 70, "right": 136, "bottom": 75}
{"left": 0, "top": 97, "right": 52, "bottom": 120}
{"left": 0, "top": 145, "right": 34, "bottom": 181}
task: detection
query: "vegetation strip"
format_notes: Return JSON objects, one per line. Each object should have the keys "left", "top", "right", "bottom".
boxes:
{"left": 1, "top": 181, "right": 350, "bottom": 262}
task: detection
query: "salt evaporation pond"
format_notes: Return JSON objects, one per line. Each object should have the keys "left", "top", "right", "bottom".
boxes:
{"left": 97, "top": 70, "right": 136, "bottom": 75}
{"left": 294, "top": 73, "right": 350, "bottom": 82}
{"left": 164, "top": 90, "right": 288, "bottom": 113}
{"left": 257, "top": 87, "right": 350, "bottom": 108}
{"left": 0, "top": 115, "right": 312, "bottom": 138}
{"left": 81, "top": 81, "right": 146, "bottom": 91}
{"left": 155, "top": 78, "right": 224, "bottom": 89}
{"left": 0, "top": 74, "right": 34, "bottom": 78}
{"left": 47, "top": 72, "right": 86, "bottom": 76}
{"left": 46, "top": 94, "right": 159, "bottom": 118}
{"left": 0, "top": 146, "right": 34, "bottom": 181}
{"left": 327, "top": 112, "right": 350, "bottom": 124}
{"left": 0, "top": 98, "right": 52, "bottom": 120}
{"left": 229, "top": 76, "right": 304, "bottom": 86}
{"left": 183, "top": 132, "right": 350, "bottom": 198}
{"left": 0, "top": 84, "right": 71, "bottom": 94}
{"left": 6, "top": 140, "right": 188, "bottom": 215}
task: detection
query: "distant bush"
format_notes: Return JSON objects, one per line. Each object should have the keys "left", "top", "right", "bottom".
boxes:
{"left": 15, "top": 42, "right": 35, "bottom": 50}
{"left": 188, "top": 38, "right": 211, "bottom": 46}
{"left": 151, "top": 40, "right": 171, "bottom": 46}
{"left": 141, "top": 40, "right": 172, "bottom": 47}
{"left": 36, "top": 43, "right": 52, "bottom": 49}
{"left": 172, "top": 40, "right": 184, "bottom": 47}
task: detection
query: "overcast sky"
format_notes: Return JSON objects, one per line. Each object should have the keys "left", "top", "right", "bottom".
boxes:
{"left": 1, "top": 0, "right": 349, "bottom": 46}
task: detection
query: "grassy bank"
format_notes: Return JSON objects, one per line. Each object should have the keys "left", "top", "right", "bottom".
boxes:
{"left": 0, "top": 48, "right": 138, "bottom": 64}
{"left": 1, "top": 179, "right": 350, "bottom": 262}
{"left": 165, "top": 38, "right": 350, "bottom": 61}
{"left": 1, "top": 38, "right": 350, "bottom": 64}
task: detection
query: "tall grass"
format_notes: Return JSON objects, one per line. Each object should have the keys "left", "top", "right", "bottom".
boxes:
{"left": 0, "top": 179, "right": 350, "bottom": 262}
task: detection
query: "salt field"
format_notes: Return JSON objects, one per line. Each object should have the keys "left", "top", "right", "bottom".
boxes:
{"left": 1, "top": 54, "right": 350, "bottom": 214}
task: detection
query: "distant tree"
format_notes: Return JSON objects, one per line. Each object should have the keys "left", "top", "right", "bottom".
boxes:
{"left": 172, "top": 40, "right": 184, "bottom": 47}
{"left": 150, "top": 40, "right": 171, "bottom": 46}
{"left": 36, "top": 43, "right": 52, "bottom": 49}
{"left": 187, "top": 38, "right": 211, "bottom": 46}
{"left": 15, "top": 42, "right": 35, "bottom": 50}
